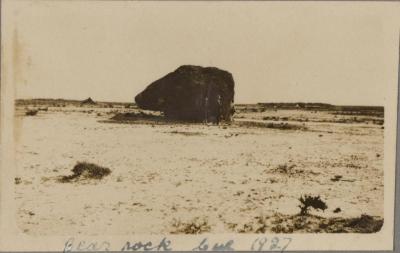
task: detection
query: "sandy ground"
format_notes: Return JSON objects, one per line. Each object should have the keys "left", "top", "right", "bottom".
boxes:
{"left": 14, "top": 105, "right": 383, "bottom": 235}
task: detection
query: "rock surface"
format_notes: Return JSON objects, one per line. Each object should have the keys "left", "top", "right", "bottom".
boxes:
{"left": 135, "top": 65, "right": 235, "bottom": 123}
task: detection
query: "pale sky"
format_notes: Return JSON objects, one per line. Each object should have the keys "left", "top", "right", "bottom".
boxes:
{"left": 7, "top": 1, "right": 400, "bottom": 105}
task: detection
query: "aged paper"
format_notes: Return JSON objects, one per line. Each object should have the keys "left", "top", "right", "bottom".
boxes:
{"left": 1, "top": 0, "right": 399, "bottom": 251}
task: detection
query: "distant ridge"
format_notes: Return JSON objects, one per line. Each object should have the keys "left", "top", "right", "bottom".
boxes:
{"left": 254, "top": 102, "right": 383, "bottom": 111}
{"left": 15, "top": 98, "right": 135, "bottom": 107}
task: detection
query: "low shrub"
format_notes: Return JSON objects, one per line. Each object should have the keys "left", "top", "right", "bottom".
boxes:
{"left": 59, "top": 162, "right": 111, "bottom": 183}
{"left": 298, "top": 195, "right": 328, "bottom": 215}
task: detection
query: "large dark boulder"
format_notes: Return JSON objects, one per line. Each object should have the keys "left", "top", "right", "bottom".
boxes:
{"left": 135, "top": 65, "right": 235, "bottom": 123}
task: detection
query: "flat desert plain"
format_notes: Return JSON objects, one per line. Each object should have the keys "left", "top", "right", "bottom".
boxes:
{"left": 14, "top": 100, "right": 384, "bottom": 235}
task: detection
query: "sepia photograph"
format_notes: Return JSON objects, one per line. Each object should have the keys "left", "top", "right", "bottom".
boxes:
{"left": 1, "top": 0, "right": 399, "bottom": 251}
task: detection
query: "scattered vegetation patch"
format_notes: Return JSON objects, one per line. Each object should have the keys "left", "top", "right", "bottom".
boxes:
{"left": 319, "top": 117, "right": 384, "bottom": 125}
{"left": 25, "top": 110, "right": 38, "bottom": 116}
{"left": 330, "top": 109, "right": 383, "bottom": 118}
{"left": 345, "top": 163, "right": 362, "bottom": 169}
{"left": 238, "top": 216, "right": 270, "bottom": 233}
{"left": 330, "top": 175, "right": 343, "bottom": 182}
{"left": 298, "top": 195, "right": 328, "bottom": 215}
{"left": 265, "top": 122, "right": 305, "bottom": 130}
{"left": 170, "top": 217, "right": 211, "bottom": 234}
{"left": 274, "top": 164, "right": 296, "bottom": 174}
{"left": 372, "top": 119, "right": 384, "bottom": 125}
{"left": 15, "top": 177, "right": 22, "bottom": 185}
{"left": 107, "top": 111, "right": 220, "bottom": 126}
{"left": 166, "top": 130, "right": 204, "bottom": 136}
{"left": 59, "top": 162, "right": 111, "bottom": 183}
{"left": 235, "top": 121, "right": 307, "bottom": 131}
{"left": 111, "top": 111, "right": 162, "bottom": 121}
{"left": 262, "top": 116, "right": 291, "bottom": 121}
{"left": 262, "top": 116, "right": 280, "bottom": 121}
{"left": 330, "top": 175, "right": 355, "bottom": 183}
{"left": 271, "top": 164, "right": 320, "bottom": 177}
{"left": 108, "top": 111, "right": 206, "bottom": 125}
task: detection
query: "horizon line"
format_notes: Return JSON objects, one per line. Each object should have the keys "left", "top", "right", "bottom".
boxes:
{"left": 15, "top": 97, "right": 384, "bottom": 108}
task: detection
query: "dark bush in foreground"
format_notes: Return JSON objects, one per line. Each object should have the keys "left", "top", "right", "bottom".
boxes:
{"left": 298, "top": 195, "right": 328, "bottom": 215}
{"left": 271, "top": 214, "right": 383, "bottom": 233}
{"left": 346, "top": 214, "right": 383, "bottom": 233}
{"left": 59, "top": 162, "right": 111, "bottom": 183}
{"left": 234, "top": 213, "right": 383, "bottom": 233}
